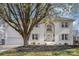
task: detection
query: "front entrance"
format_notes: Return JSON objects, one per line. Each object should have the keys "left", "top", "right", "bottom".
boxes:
{"left": 46, "top": 33, "right": 53, "bottom": 42}
{"left": 45, "top": 23, "right": 55, "bottom": 42}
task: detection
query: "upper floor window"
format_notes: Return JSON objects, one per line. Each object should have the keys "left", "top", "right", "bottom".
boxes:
{"left": 61, "top": 34, "right": 68, "bottom": 40}
{"left": 35, "top": 24, "right": 39, "bottom": 27}
{"left": 47, "top": 25, "right": 52, "bottom": 31}
{"left": 32, "top": 34, "right": 38, "bottom": 40}
{"left": 61, "top": 22, "right": 68, "bottom": 28}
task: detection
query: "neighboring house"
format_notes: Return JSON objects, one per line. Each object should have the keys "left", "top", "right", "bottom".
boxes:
{"left": 73, "top": 30, "right": 79, "bottom": 45}
{"left": 0, "top": 16, "right": 74, "bottom": 46}
{"left": 0, "top": 20, "right": 23, "bottom": 46}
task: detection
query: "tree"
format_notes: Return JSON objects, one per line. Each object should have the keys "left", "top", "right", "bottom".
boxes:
{"left": 50, "top": 4, "right": 79, "bottom": 18}
{"left": 0, "top": 3, "right": 51, "bottom": 46}
{"left": 50, "top": 4, "right": 73, "bottom": 17}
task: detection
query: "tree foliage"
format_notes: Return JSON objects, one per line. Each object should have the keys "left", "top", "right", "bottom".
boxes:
{"left": 0, "top": 3, "right": 51, "bottom": 46}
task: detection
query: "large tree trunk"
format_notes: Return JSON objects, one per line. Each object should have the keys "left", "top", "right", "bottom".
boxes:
{"left": 22, "top": 33, "right": 30, "bottom": 47}
{"left": 21, "top": 24, "right": 34, "bottom": 47}
{"left": 24, "top": 38, "right": 28, "bottom": 47}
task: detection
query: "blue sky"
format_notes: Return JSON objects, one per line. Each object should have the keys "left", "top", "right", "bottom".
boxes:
{"left": 71, "top": 13, "right": 79, "bottom": 30}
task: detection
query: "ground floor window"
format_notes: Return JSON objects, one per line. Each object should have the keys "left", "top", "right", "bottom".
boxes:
{"left": 32, "top": 34, "right": 38, "bottom": 40}
{"left": 61, "top": 34, "right": 68, "bottom": 40}
{"left": 0, "top": 39, "right": 5, "bottom": 45}
{"left": 64, "top": 43, "right": 68, "bottom": 45}
{"left": 2, "top": 39, "right": 5, "bottom": 45}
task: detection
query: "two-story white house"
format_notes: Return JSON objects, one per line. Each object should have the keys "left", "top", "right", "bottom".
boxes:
{"left": 0, "top": 16, "right": 74, "bottom": 46}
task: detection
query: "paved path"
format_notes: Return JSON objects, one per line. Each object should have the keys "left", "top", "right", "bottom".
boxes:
{"left": 0, "top": 45, "right": 21, "bottom": 53}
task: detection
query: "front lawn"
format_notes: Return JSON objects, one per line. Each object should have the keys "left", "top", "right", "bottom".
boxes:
{"left": 0, "top": 48, "right": 79, "bottom": 56}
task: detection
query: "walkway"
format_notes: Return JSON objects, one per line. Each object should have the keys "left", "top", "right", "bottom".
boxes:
{"left": 0, "top": 45, "right": 21, "bottom": 53}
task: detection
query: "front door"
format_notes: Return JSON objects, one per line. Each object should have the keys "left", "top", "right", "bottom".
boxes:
{"left": 45, "top": 24, "right": 54, "bottom": 42}
{"left": 46, "top": 33, "right": 53, "bottom": 42}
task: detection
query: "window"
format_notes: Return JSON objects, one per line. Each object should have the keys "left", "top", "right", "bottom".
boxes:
{"left": 52, "top": 40, "right": 55, "bottom": 42}
{"left": 61, "top": 22, "right": 68, "bottom": 28}
{"left": 47, "top": 25, "right": 52, "bottom": 31}
{"left": 61, "top": 34, "right": 68, "bottom": 40}
{"left": 1, "top": 39, "right": 5, "bottom": 45}
{"left": 32, "top": 34, "right": 38, "bottom": 40}
{"left": 31, "top": 42, "right": 35, "bottom": 45}
{"left": 62, "top": 23, "right": 64, "bottom": 27}
{"left": 62, "top": 34, "right": 64, "bottom": 40}
{"left": 35, "top": 24, "right": 39, "bottom": 27}
{"left": 65, "top": 34, "right": 68, "bottom": 40}
{"left": 64, "top": 43, "right": 68, "bottom": 46}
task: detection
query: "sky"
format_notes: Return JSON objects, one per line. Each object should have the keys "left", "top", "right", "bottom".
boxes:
{"left": 72, "top": 13, "right": 79, "bottom": 30}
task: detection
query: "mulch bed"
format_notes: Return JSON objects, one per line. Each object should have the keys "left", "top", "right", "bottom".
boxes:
{"left": 14, "top": 45, "right": 79, "bottom": 52}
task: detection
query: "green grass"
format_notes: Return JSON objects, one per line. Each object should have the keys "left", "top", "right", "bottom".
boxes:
{"left": 0, "top": 48, "right": 79, "bottom": 56}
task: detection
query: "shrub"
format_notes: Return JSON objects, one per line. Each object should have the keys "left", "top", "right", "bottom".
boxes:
{"left": 32, "top": 42, "right": 36, "bottom": 45}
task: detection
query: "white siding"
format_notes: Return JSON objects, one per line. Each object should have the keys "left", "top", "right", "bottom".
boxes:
{"left": 54, "top": 21, "right": 73, "bottom": 45}
{"left": 5, "top": 25, "right": 23, "bottom": 46}
{"left": 28, "top": 23, "right": 46, "bottom": 45}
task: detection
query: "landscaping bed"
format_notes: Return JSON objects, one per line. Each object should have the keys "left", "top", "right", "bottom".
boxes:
{"left": 15, "top": 45, "right": 79, "bottom": 52}
{"left": 0, "top": 45, "right": 79, "bottom": 56}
